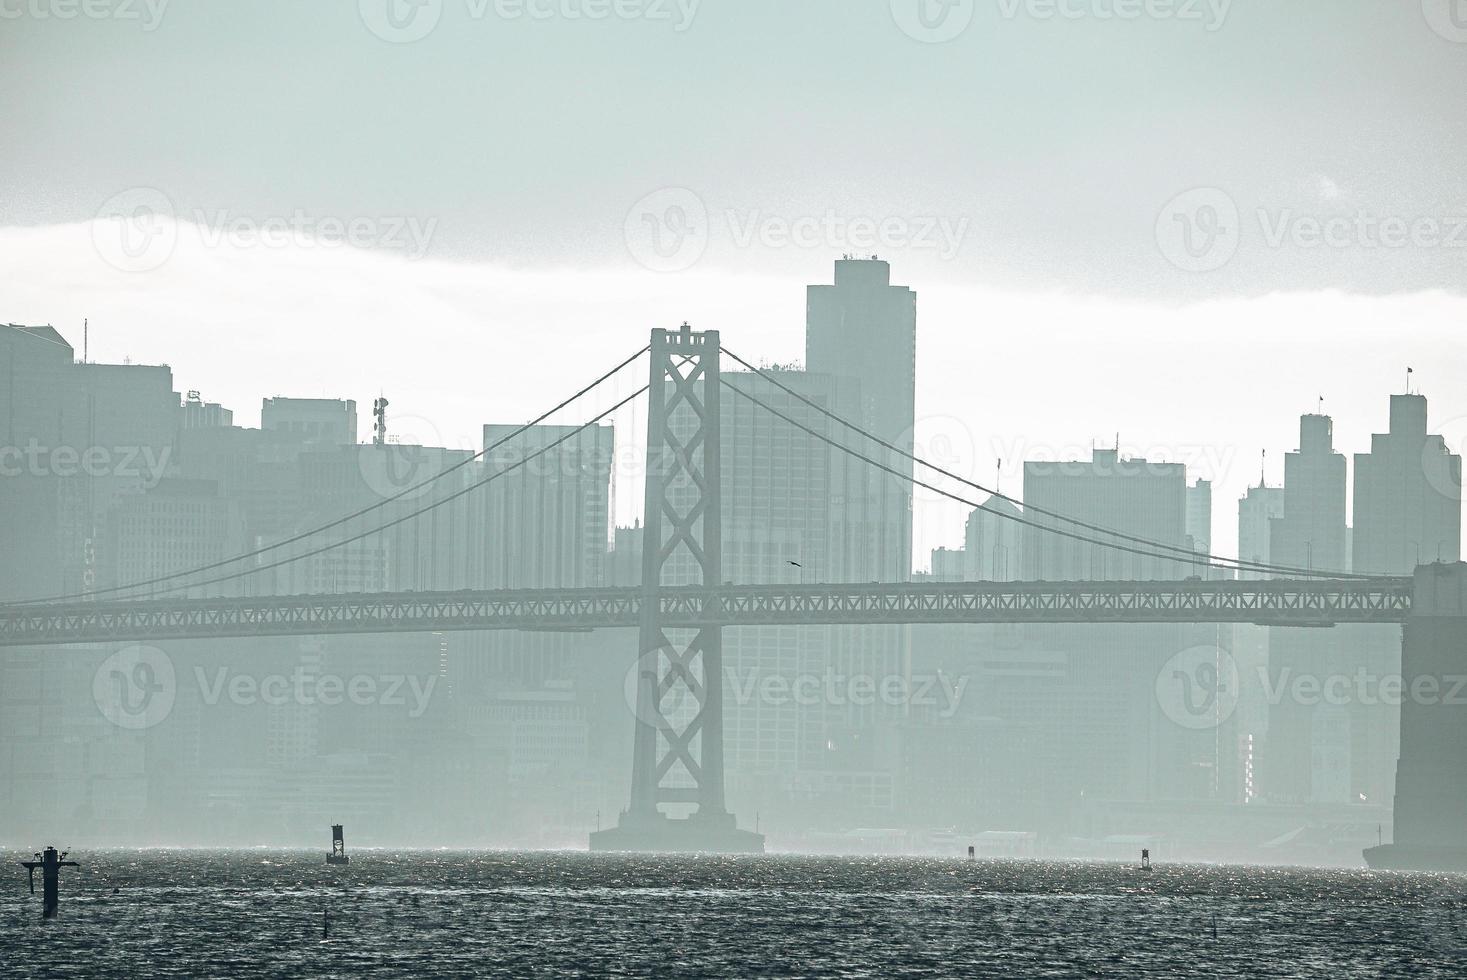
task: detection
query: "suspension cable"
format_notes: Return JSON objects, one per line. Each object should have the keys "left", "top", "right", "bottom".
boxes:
{"left": 719, "top": 346, "right": 1368, "bottom": 580}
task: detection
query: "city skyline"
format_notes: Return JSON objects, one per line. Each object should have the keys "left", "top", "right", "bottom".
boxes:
{"left": 7, "top": 266, "right": 1462, "bottom": 571}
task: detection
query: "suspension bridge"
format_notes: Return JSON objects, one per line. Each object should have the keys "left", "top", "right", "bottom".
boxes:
{"left": 1, "top": 325, "right": 1461, "bottom": 867}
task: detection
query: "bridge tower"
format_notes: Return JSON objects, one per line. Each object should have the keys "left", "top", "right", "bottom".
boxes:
{"left": 590, "top": 324, "right": 764, "bottom": 853}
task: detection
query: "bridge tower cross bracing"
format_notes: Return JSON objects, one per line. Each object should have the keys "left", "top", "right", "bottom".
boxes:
{"left": 592, "top": 324, "right": 763, "bottom": 852}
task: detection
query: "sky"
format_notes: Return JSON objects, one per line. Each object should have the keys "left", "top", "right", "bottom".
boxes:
{"left": 2, "top": 0, "right": 1465, "bottom": 562}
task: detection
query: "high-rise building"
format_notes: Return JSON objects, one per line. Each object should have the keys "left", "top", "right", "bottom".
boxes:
{"left": 1263, "top": 414, "right": 1350, "bottom": 805}
{"left": 1347, "top": 393, "right": 1463, "bottom": 809}
{"left": 1023, "top": 449, "right": 1192, "bottom": 581}
{"left": 1353, "top": 393, "right": 1462, "bottom": 574}
{"left": 1237, "top": 482, "right": 1285, "bottom": 580}
{"left": 481, "top": 423, "right": 614, "bottom": 591}
{"left": 1008, "top": 449, "right": 1226, "bottom": 823}
{"left": 806, "top": 257, "right": 916, "bottom": 582}
{"left": 965, "top": 496, "right": 1023, "bottom": 581}
{"left": 1186, "top": 479, "right": 1213, "bottom": 558}
{"left": 1269, "top": 415, "right": 1347, "bottom": 574}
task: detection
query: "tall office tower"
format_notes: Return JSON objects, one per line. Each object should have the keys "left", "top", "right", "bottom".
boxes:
{"left": 1016, "top": 450, "right": 1219, "bottom": 821}
{"left": 1186, "top": 479, "right": 1213, "bottom": 557}
{"left": 806, "top": 257, "right": 916, "bottom": 582}
{"left": 471, "top": 423, "right": 614, "bottom": 689}
{"left": 481, "top": 423, "right": 614, "bottom": 591}
{"left": 1234, "top": 481, "right": 1287, "bottom": 794}
{"left": 1353, "top": 393, "right": 1461, "bottom": 574}
{"left": 1263, "top": 414, "right": 1350, "bottom": 804}
{"left": 661, "top": 368, "right": 842, "bottom": 818}
{"left": 805, "top": 260, "right": 917, "bottom": 821}
{"left": 261, "top": 397, "right": 358, "bottom": 447}
{"left": 1023, "top": 449, "right": 1192, "bottom": 581}
{"left": 0, "top": 324, "right": 75, "bottom": 599}
{"left": 1270, "top": 415, "right": 1348, "bottom": 574}
{"left": 1349, "top": 393, "right": 1463, "bottom": 809}
{"left": 964, "top": 496, "right": 1024, "bottom": 581}
{"left": 1237, "top": 482, "right": 1285, "bottom": 580}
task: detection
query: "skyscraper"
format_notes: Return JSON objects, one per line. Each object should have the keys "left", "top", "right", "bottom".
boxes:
{"left": 1263, "top": 414, "right": 1349, "bottom": 805}
{"left": 806, "top": 257, "right": 916, "bottom": 582}
{"left": 1237, "top": 482, "right": 1284, "bottom": 581}
{"left": 1350, "top": 393, "right": 1463, "bottom": 808}
{"left": 1353, "top": 393, "right": 1461, "bottom": 574}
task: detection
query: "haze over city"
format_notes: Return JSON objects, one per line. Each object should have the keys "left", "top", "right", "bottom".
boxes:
{"left": 3, "top": 2, "right": 1467, "bottom": 976}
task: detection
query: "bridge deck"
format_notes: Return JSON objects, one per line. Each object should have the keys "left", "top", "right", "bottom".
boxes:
{"left": 0, "top": 578, "right": 1413, "bottom": 646}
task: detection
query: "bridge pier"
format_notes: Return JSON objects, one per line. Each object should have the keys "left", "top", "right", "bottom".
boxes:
{"left": 1366, "top": 562, "right": 1467, "bottom": 872}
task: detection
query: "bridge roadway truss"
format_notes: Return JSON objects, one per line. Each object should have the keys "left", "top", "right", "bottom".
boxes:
{"left": 0, "top": 577, "right": 1414, "bottom": 647}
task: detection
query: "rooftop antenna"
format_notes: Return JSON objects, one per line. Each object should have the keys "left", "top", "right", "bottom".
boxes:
{"left": 1317, "top": 394, "right": 1324, "bottom": 415}
{"left": 1259, "top": 449, "right": 1266, "bottom": 488}
{"left": 1406, "top": 366, "right": 1413, "bottom": 394}
{"left": 82, "top": 318, "right": 88, "bottom": 364}
{"left": 996, "top": 458, "right": 1002, "bottom": 496}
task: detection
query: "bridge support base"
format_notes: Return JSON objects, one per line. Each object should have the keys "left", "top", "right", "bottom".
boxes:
{"left": 589, "top": 811, "right": 765, "bottom": 854}
{"left": 1366, "top": 563, "right": 1467, "bottom": 872}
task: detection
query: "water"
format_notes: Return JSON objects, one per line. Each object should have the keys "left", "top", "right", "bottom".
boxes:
{"left": 3, "top": 850, "right": 1466, "bottom": 977}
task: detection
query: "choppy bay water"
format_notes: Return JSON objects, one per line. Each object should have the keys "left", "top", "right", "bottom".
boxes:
{"left": 3, "top": 850, "right": 1466, "bottom": 977}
